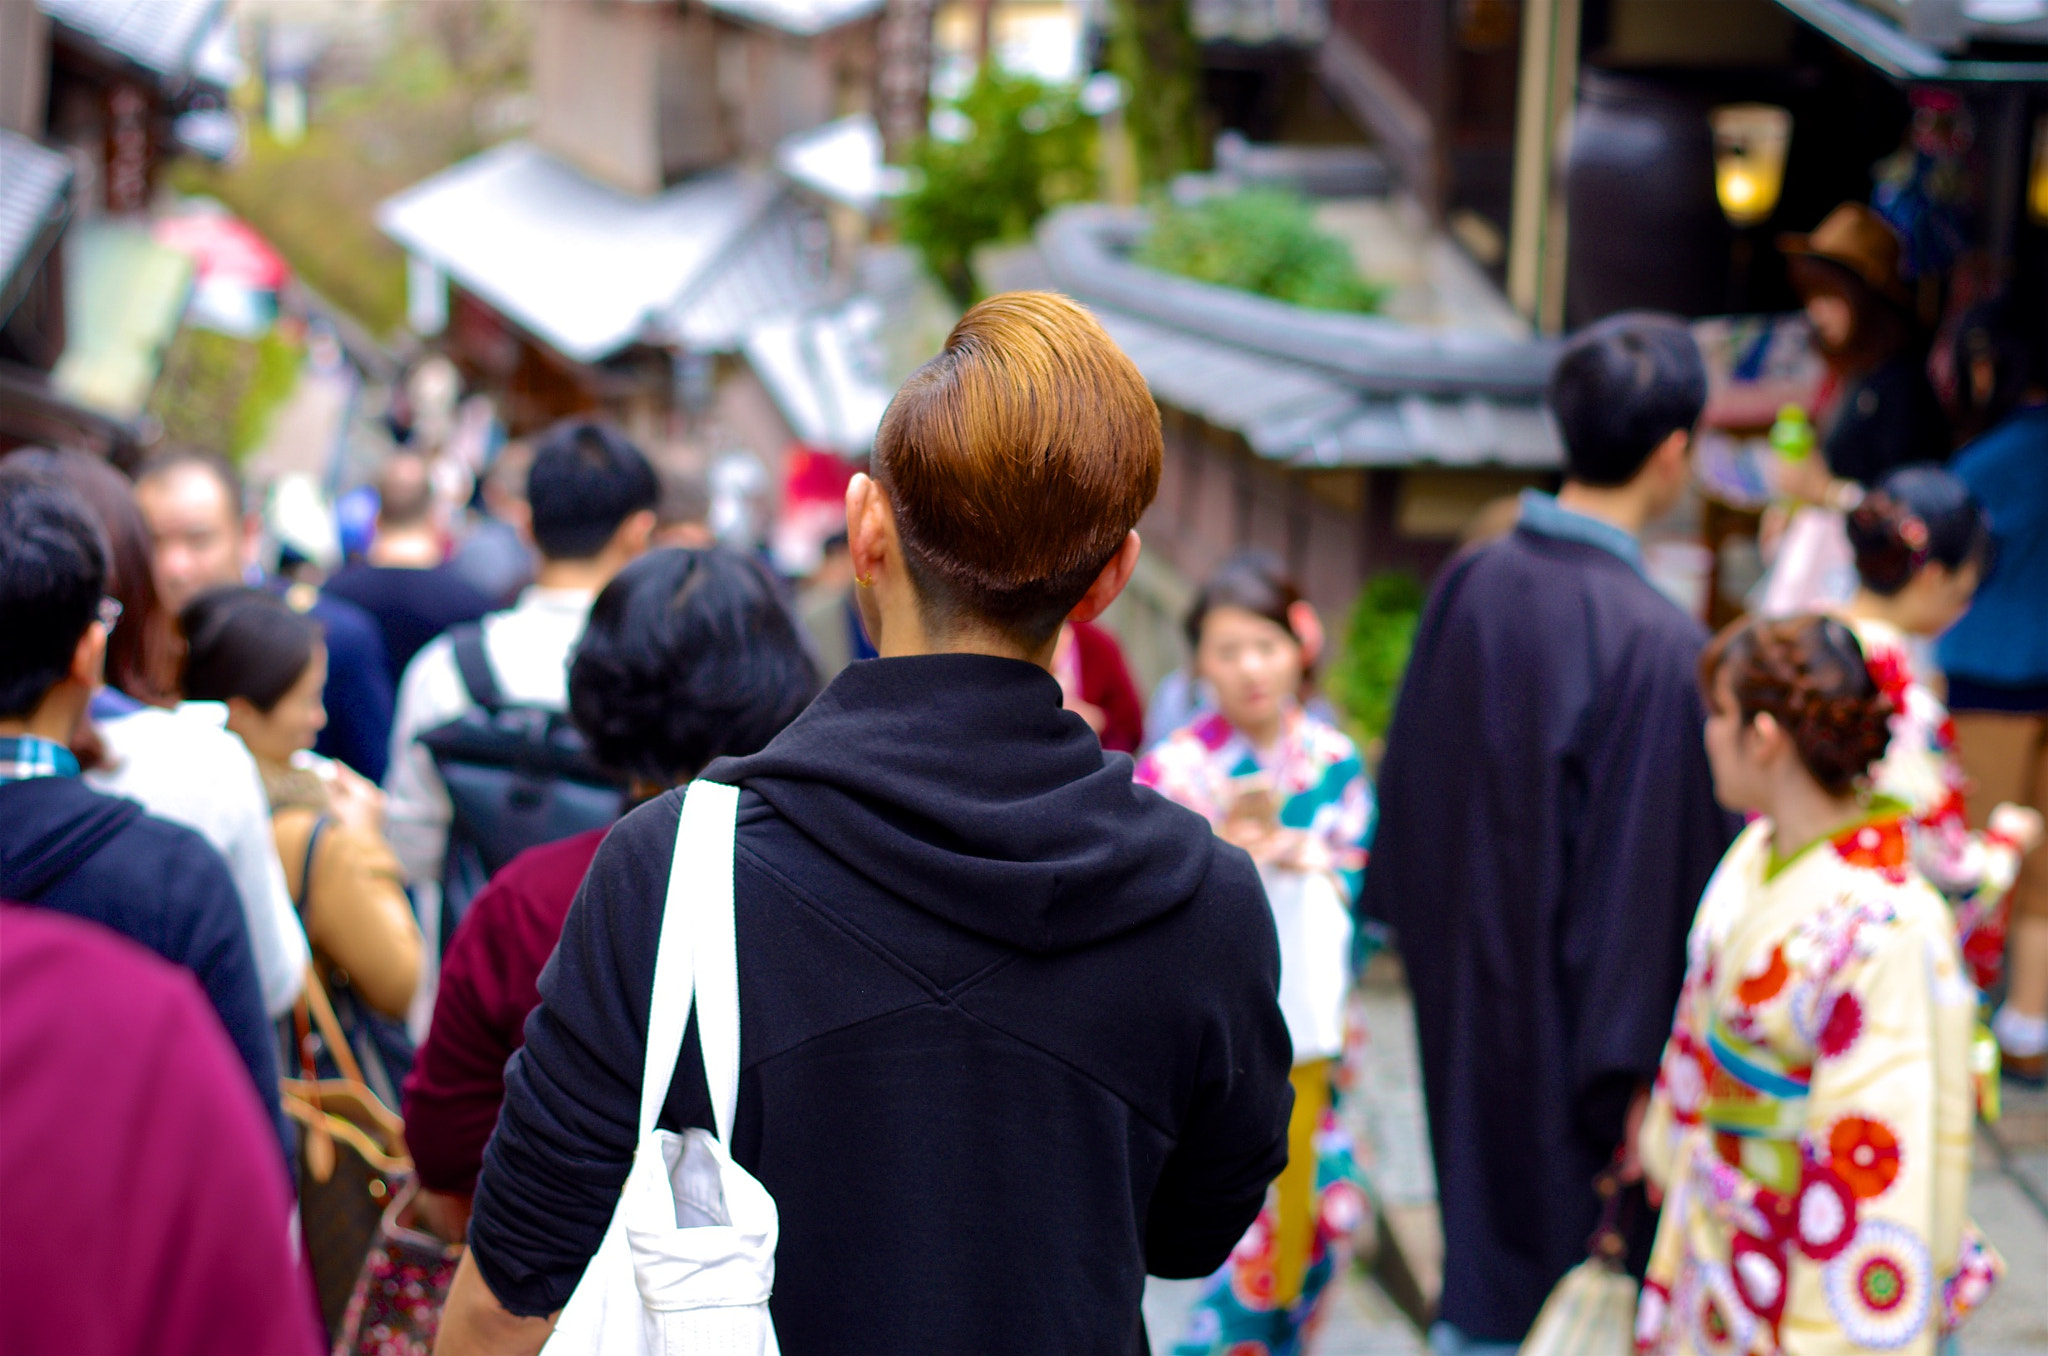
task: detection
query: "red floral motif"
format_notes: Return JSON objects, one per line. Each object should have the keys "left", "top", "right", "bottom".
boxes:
{"left": 1863, "top": 644, "right": 1913, "bottom": 706}
{"left": 1792, "top": 1159, "right": 1859, "bottom": 1261}
{"left": 1832, "top": 817, "right": 1910, "bottom": 880}
{"left": 1828, "top": 1115, "right": 1902, "bottom": 1200}
{"left": 1731, "top": 1230, "right": 1789, "bottom": 1329}
{"left": 1636, "top": 1279, "right": 1672, "bottom": 1351}
{"left": 1736, "top": 945, "right": 1791, "bottom": 1007}
{"left": 1818, "top": 991, "right": 1864, "bottom": 1059}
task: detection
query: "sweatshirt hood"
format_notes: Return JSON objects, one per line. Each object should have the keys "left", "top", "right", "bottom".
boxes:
{"left": 702, "top": 654, "right": 1221, "bottom": 953}
{"left": 0, "top": 778, "right": 146, "bottom": 903}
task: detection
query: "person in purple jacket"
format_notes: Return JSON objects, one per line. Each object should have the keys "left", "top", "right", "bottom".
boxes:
{"left": 0, "top": 905, "right": 322, "bottom": 1356}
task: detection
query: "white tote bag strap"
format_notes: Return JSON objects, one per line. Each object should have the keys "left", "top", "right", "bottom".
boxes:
{"left": 639, "top": 779, "right": 741, "bottom": 1141}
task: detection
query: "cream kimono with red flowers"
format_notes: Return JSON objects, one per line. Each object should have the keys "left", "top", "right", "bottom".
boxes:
{"left": 1636, "top": 810, "right": 2000, "bottom": 1356}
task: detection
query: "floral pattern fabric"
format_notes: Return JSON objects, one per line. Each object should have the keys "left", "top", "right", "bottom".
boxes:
{"left": 1636, "top": 811, "right": 2000, "bottom": 1356}
{"left": 1169, "top": 1095, "right": 1371, "bottom": 1356}
{"left": 1134, "top": 707, "right": 1372, "bottom": 903}
{"left": 1849, "top": 616, "right": 2027, "bottom": 992}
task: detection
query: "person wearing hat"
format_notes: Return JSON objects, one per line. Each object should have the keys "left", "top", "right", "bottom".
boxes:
{"left": 1778, "top": 201, "right": 1950, "bottom": 504}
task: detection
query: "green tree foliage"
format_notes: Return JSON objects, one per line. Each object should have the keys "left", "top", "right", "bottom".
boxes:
{"left": 1107, "top": 0, "right": 1200, "bottom": 187}
{"left": 148, "top": 328, "right": 304, "bottom": 461}
{"left": 896, "top": 65, "right": 1096, "bottom": 304}
{"left": 1138, "top": 189, "right": 1389, "bottom": 314}
{"left": 1326, "top": 571, "right": 1425, "bottom": 752}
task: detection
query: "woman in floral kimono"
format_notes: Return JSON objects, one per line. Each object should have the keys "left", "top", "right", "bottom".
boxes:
{"left": 1840, "top": 467, "right": 2041, "bottom": 997}
{"left": 1136, "top": 552, "right": 1372, "bottom": 1356}
{"left": 1634, "top": 615, "right": 2001, "bottom": 1356}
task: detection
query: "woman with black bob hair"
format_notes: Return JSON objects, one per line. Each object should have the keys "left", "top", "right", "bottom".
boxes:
{"left": 566, "top": 547, "right": 818, "bottom": 794}
{"left": 402, "top": 546, "right": 817, "bottom": 1242}
{"left": 1838, "top": 467, "right": 2042, "bottom": 1014}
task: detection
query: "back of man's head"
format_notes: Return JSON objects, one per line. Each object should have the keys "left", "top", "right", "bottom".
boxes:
{"left": 376, "top": 453, "right": 436, "bottom": 531}
{"left": 1547, "top": 313, "right": 1707, "bottom": 487}
{"left": 526, "top": 420, "right": 659, "bottom": 562}
{"left": 0, "top": 468, "right": 109, "bottom": 719}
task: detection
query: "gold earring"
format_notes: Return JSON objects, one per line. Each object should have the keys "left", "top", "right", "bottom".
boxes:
{"left": 855, "top": 574, "right": 875, "bottom": 589}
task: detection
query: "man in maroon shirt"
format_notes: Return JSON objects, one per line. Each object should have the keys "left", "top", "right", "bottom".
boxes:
{"left": 401, "top": 546, "right": 816, "bottom": 1236}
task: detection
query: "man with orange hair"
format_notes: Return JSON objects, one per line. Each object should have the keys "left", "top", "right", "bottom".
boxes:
{"left": 436, "top": 293, "right": 1293, "bottom": 1355}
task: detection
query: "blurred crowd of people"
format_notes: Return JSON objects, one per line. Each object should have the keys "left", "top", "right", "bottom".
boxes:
{"left": 0, "top": 267, "right": 2042, "bottom": 1356}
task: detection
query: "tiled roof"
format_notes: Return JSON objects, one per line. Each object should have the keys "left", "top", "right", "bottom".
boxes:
{"left": 993, "top": 206, "right": 1564, "bottom": 470}
{"left": 668, "top": 195, "right": 832, "bottom": 350}
{"left": 379, "top": 142, "right": 799, "bottom": 363}
{"left": 0, "top": 131, "right": 74, "bottom": 316}
{"left": 1190, "top": 0, "right": 1329, "bottom": 45}
{"left": 39, "top": 0, "right": 224, "bottom": 85}
{"left": 704, "top": 0, "right": 886, "bottom": 36}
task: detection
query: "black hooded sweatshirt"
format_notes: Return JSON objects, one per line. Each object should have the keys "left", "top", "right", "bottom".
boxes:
{"left": 0, "top": 776, "right": 289, "bottom": 1156}
{"left": 468, "top": 654, "right": 1294, "bottom": 1353}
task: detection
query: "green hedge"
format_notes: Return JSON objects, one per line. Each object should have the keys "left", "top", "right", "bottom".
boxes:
{"left": 1326, "top": 571, "right": 1424, "bottom": 754}
{"left": 1137, "top": 189, "right": 1387, "bottom": 314}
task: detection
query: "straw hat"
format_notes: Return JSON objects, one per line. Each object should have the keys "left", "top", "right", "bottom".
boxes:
{"left": 1778, "top": 202, "right": 1911, "bottom": 307}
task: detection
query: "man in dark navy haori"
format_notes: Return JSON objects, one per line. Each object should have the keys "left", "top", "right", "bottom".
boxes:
{"left": 1364, "top": 314, "right": 1740, "bottom": 1352}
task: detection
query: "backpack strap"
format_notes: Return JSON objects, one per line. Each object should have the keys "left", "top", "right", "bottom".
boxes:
{"left": 449, "top": 624, "right": 504, "bottom": 714}
{"left": 292, "top": 815, "right": 329, "bottom": 919}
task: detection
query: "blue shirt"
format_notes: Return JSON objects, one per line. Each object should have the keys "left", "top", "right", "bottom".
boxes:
{"left": 0, "top": 734, "right": 81, "bottom": 784}
{"left": 1939, "top": 406, "right": 2048, "bottom": 689}
{"left": 1518, "top": 489, "right": 1645, "bottom": 573}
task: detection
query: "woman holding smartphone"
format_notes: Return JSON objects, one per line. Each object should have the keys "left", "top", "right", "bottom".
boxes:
{"left": 1136, "top": 550, "right": 1373, "bottom": 1356}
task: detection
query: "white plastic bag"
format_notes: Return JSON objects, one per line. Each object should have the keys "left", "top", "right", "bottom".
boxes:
{"left": 544, "top": 780, "right": 780, "bottom": 1356}
{"left": 1258, "top": 866, "right": 1354, "bottom": 1064}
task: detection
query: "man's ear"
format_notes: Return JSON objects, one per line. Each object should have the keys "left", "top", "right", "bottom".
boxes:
{"left": 613, "top": 509, "right": 657, "bottom": 558}
{"left": 69, "top": 620, "right": 107, "bottom": 691}
{"left": 1068, "top": 531, "right": 1142, "bottom": 626}
{"left": 845, "top": 474, "right": 898, "bottom": 586}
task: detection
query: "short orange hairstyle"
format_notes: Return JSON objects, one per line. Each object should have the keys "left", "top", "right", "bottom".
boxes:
{"left": 874, "top": 291, "right": 1162, "bottom": 643}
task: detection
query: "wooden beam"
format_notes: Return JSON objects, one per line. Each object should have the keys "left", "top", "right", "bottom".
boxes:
{"left": 1507, "top": 0, "right": 1581, "bottom": 332}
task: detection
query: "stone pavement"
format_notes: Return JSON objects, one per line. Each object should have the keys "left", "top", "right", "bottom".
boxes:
{"left": 1968, "top": 1079, "right": 2048, "bottom": 1355}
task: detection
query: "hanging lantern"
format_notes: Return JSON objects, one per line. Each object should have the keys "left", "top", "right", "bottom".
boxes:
{"left": 1711, "top": 104, "right": 1793, "bottom": 228}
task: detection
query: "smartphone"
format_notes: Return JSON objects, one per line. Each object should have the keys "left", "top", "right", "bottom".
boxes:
{"left": 1226, "top": 774, "right": 1280, "bottom": 827}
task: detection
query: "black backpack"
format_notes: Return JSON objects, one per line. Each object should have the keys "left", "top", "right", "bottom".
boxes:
{"left": 418, "top": 623, "right": 624, "bottom": 952}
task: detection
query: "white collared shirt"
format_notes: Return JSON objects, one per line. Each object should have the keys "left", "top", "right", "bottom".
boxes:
{"left": 382, "top": 586, "right": 597, "bottom": 891}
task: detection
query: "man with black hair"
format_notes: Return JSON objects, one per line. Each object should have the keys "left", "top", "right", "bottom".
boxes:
{"left": 325, "top": 452, "right": 496, "bottom": 679}
{"left": 383, "top": 419, "right": 657, "bottom": 1014}
{"left": 0, "top": 470, "right": 288, "bottom": 1157}
{"left": 135, "top": 446, "right": 396, "bottom": 780}
{"left": 1363, "top": 314, "right": 1740, "bottom": 1353}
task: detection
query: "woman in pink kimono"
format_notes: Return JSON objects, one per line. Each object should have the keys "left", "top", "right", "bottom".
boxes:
{"left": 1634, "top": 615, "right": 2000, "bottom": 1355}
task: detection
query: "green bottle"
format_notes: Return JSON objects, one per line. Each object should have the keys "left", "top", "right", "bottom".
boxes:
{"left": 1769, "top": 404, "right": 1814, "bottom": 462}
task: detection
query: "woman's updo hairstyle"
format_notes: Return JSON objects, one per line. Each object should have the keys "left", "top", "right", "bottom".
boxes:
{"left": 179, "top": 586, "right": 324, "bottom": 713}
{"left": 1699, "top": 614, "right": 1894, "bottom": 797}
{"left": 1185, "top": 550, "right": 1311, "bottom": 664}
{"left": 1846, "top": 465, "right": 1992, "bottom": 596}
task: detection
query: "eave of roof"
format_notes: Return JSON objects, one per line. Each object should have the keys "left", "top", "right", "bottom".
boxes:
{"left": 1005, "top": 213, "right": 1564, "bottom": 470}
{"left": 703, "top": 0, "right": 886, "bottom": 37}
{"left": 0, "top": 131, "right": 75, "bottom": 325}
{"left": 39, "top": 0, "right": 225, "bottom": 92}
{"left": 377, "top": 142, "right": 790, "bottom": 364}
{"left": 1037, "top": 205, "right": 1559, "bottom": 398}
{"left": 1768, "top": 0, "right": 2048, "bottom": 82}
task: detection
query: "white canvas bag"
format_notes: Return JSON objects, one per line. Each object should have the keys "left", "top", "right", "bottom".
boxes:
{"left": 544, "top": 780, "right": 780, "bottom": 1356}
